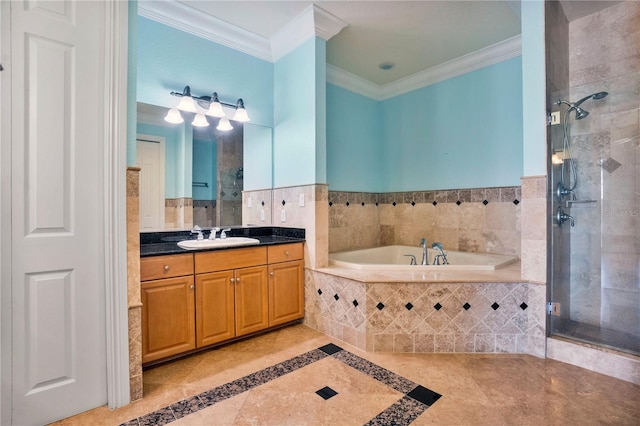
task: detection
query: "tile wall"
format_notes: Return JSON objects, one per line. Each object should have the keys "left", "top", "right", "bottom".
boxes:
{"left": 126, "top": 167, "right": 143, "bottom": 401}
{"left": 328, "top": 186, "right": 522, "bottom": 257}
{"left": 304, "top": 270, "right": 546, "bottom": 356}
{"left": 164, "top": 197, "right": 193, "bottom": 230}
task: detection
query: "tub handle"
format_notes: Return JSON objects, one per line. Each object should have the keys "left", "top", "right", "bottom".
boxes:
{"left": 403, "top": 254, "right": 417, "bottom": 265}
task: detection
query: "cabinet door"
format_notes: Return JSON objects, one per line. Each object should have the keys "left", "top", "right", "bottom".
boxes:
{"left": 235, "top": 266, "right": 269, "bottom": 337}
{"left": 141, "top": 276, "right": 195, "bottom": 364}
{"left": 195, "top": 271, "right": 236, "bottom": 347}
{"left": 269, "top": 260, "right": 305, "bottom": 326}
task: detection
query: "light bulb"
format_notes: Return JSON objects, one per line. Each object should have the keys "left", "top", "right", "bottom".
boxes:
{"left": 232, "top": 99, "right": 250, "bottom": 122}
{"left": 192, "top": 113, "right": 209, "bottom": 127}
{"left": 164, "top": 108, "right": 184, "bottom": 124}
{"left": 216, "top": 118, "right": 233, "bottom": 131}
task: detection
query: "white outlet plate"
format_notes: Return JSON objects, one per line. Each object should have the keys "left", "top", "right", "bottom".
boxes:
{"left": 280, "top": 209, "right": 286, "bottom": 222}
{"left": 247, "top": 197, "right": 252, "bottom": 208}
{"left": 260, "top": 209, "right": 265, "bottom": 221}
{"left": 550, "top": 111, "right": 560, "bottom": 125}
{"left": 298, "top": 193, "right": 305, "bottom": 207}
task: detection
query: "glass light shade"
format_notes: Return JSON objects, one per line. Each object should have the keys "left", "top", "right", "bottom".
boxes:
{"left": 164, "top": 108, "right": 184, "bottom": 124}
{"left": 216, "top": 118, "right": 233, "bottom": 131}
{"left": 206, "top": 101, "right": 225, "bottom": 118}
{"left": 192, "top": 113, "right": 209, "bottom": 127}
{"left": 232, "top": 106, "right": 250, "bottom": 122}
{"left": 176, "top": 95, "right": 197, "bottom": 113}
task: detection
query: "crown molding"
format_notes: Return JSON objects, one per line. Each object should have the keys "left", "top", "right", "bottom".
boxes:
{"left": 139, "top": 2, "right": 347, "bottom": 63}
{"left": 271, "top": 5, "right": 348, "bottom": 61}
{"left": 138, "top": 1, "right": 273, "bottom": 61}
{"left": 327, "top": 35, "right": 522, "bottom": 101}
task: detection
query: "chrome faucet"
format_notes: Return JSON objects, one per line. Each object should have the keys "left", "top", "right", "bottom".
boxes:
{"left": 432, "top": 242, "right": 449, "bottom": 265}
{"left": 420, "top": 238, "right": 428, "bottom": 265}
{"left": 191, "top": 225, "right": 203, "bottom": 240}
{"left": 208, "top": 227, "right": 220, "bottom": 240}
{"left": 220, "top": 228, "right": 231, "bottom": 239}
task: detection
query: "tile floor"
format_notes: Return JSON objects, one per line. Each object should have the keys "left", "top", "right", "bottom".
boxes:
{"left": 53, "top": 324, "right": 640, "bottom": 425}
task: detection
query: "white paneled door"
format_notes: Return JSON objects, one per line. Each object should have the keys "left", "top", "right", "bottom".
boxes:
{"left": 137, "top": 136, "right": 166, "bottom": 230}
{"left": 7, "top": 1, "right": 108, "bottom": 424}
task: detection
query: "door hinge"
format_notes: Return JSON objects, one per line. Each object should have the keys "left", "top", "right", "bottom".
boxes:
{"left": 547, "top": 302, "right": 561, "bottom": 316}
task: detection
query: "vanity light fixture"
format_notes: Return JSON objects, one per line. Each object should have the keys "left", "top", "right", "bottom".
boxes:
{"left": 165, "top": 86, "right": 250, "bottom": 130}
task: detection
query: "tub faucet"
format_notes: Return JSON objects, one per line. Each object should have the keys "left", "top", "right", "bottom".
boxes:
{"left": 432, "top": 242, "right": 449, "bottom": 265}
{"left": 420, "top": 238, "right": 429, "bottom": 265}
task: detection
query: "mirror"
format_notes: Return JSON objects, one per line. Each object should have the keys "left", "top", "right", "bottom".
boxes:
{"left": 136, "top": 102, "right": 273, "bottom": 230}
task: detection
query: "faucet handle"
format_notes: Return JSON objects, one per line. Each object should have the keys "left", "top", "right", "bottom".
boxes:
{"left": 209, "top": 227, "right": 220, "bottom": 240}
{"left": 221, "top": 228, "right": 231, "bottom": 239}
{"left": 420, "top": 238, "right": 427, "bottom": 246}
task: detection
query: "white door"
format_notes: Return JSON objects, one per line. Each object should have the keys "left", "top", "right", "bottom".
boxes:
{"left": 7, "top": 1, "right": 108, "bottom": 424}
{"left": 137, "top": 136, "right": 165, "bottom": 230}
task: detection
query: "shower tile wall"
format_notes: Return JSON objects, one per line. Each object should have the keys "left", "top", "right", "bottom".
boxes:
{"left": 328, "top": 187, "right": 521, "bottom": 257}
{"left": 164, "top": 197, "right": 193, "bottom": 230}
{"left": 193, "top": 200, "right": 216, "bottom": 228}
{"left": 567, "top": 1, "right": 640, "bottom": 336}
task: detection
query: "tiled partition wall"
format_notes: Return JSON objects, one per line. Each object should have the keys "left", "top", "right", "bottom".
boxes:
{"left": 328, "top": 186, "right": 522, "bottom": 257}
{"left": 164, "top": 197, "right": 193, "bottom": 230}
{"left": 304, "top": 271, "right": 546, "bottom": 357}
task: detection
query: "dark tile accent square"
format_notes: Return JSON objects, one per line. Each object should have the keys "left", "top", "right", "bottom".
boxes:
{"left": 392, "top": 201, "right": 397, "bottom": 206}
{"left": 483, "top": 199, "right": 489, "bottom": 205}
{"left": 318, "top": 343, "right": 344, "bottom": 355}
{"left": 434, "top": 302, "right": 442, "bottom": 311}
{"left": 375, "top": 202, "right": 379, "bottom": 206}
{"left": 513, "top": 199, "right": 520, "bottom": 205}
{"left": 491, "top": 302, "right": 500, "bottom": 310}
{"left": 282, "top": 199, "right": 286, "bottom": 206}
{"left": 407, "top": 385, "right": 442, "bottom": 407}
{"left": 520, "top": 302, "right": 528, "bottom": 310}
{"left": 334, "top": 294, "right": 340, "bottom": 301}
{"left": 329, "top": 201, "right": 333, "bottom": 206}
{"left": 456, "top": 200, "right": 462, "bottom": 205}
{"left": 361, "top": 202, "right": 365, "bottom": 206}
{"left": 405, "top": 302, "right": 414, "bottom": 311}
{"left": 316, "top": 386, "right": 338, "bottom": 400}
{"left": 432, "top": 201, "right": 438, "bottom": 206}
{"left": 411, "top": 201, "right": 416, "bottom": 206}
{"left": 463, "top": 302, "right": 471, "bottom": 310}
{"left": 346, "top": 201, "right": 350, "bottom": 206}
{"left": 353, "top": 300, "right": 359, "bottom": 307}
{"left": 377, "top": 302, "right": 385, "bottom": 310}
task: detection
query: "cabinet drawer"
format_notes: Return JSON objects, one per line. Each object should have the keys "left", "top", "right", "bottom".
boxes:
{"left": 195, "top": 246, "right": 267, "bottom": 274}
{"left": 267, "top": 243, "right": 303, "bottom": 263}
{"left": 141, "top": 254, "right": 194, "bottom": 281}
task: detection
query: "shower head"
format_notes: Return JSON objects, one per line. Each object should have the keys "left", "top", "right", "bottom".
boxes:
{"left": 574, "top": 91, "right": 608, "bottom": 107}
{"left": 555, "top": 91, "right": 607, "bottom": 120}
{"left": 574, "top": 107, "right": 589, "bottom": 120}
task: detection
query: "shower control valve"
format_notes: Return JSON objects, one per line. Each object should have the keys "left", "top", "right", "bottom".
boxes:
{"left": 556, "top": 207, "right": 575, "bottom": 227}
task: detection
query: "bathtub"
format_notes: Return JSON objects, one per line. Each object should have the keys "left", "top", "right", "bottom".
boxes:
{"left": 329, "top": 245, "right": 518, "bottom": 271}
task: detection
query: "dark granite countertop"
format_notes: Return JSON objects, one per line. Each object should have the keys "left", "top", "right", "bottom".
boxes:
{"left": 140, "top": 226, "right": 305, "bottom": 257}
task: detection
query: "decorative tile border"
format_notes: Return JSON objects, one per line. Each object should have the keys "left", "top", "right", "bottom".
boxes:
{"left": 328, "top": 186, "right": 521, "bottom": 207}
{"left": 120, "top": 344, "right": 441, "bottom": 426}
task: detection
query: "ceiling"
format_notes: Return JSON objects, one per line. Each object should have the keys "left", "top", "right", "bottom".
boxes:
{"left": 146, "top": 1, "right": 620, "bottom": 87}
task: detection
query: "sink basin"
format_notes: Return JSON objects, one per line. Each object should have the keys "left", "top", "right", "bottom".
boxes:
{"left": 177, "top": 237, "right": 261, "bottom": 250}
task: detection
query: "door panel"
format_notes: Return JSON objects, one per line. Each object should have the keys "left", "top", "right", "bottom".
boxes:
{"left": 8, "top": 1, "right": 109, "bottom": 424}
{"left": 196, "top": 271, "right": 236, "bottom": 347}
{"left": 269, "top": 260, "right": 304, "bottom": 326}
{"left": 235, "top": 266, "right": 269, "bottom": 336}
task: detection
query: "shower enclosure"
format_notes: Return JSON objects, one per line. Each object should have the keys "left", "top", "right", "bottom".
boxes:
{"left": 546, "top": 0, "right": 639, "bottom": 358}
{"left": 549, "top": 84, "right": 639, "bottom": 356}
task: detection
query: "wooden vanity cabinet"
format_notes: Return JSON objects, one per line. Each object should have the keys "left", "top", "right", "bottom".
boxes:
{"left": 141, "top": 243, "right": 304, "bottom": 365}
{"left": 268, "top": 243, "right": 305, "bottom": 327}
{"left": 140, "top": 254, "right": 195, "bottom": 364}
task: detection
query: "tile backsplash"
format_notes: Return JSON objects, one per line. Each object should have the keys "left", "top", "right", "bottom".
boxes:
{"left": 329, "top": 186, "right": 522, "bottom": 257}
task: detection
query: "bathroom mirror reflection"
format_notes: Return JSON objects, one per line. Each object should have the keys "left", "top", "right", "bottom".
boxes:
{"left": 136, "top": 102, "right": 273, "bottom": 230}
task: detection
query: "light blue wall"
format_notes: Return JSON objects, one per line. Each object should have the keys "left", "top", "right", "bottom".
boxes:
{"left": 315, "top": 38, "right": 327, "bottom": 184}
{"left": 192, "top": 131, "right": 217, "bottom": 200}
{"left": 273, "top": 38, "right": 319, "bottom": 188}
{"left": 327, "top": 57, "right": 523, "bottom": 192}
{"left": 326, "top": 84, "right": 384, "bottom": 191}
{"left": 521, "top": 0, "right": 547, "bottom": 177}
{"left": 136, "top": 17, "right": 273, "bottom": 127}
{"left": 244, "top": 124, "right": 273, "bottom": 190}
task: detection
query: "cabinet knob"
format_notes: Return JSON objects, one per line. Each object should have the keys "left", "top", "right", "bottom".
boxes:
{"left": 236, "top": 277, "right": 240, "bottom": 283}
{"left": 285, "top": 251, "right": 290, "bottom": 256}
{"left": 270, "top": 271, "right": 275, "bottom": 277}
{"left": 163, "top": 265, "right": 170, "bottom": 271}
{"left": 190, "top": 285, "right": 194, "bottom": 290}
{"left": 230, "top": 277, "right": 235, "bottom": 283}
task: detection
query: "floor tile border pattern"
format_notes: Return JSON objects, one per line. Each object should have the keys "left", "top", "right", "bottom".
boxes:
{"left": 121, "top": 343, "right": 441, "bottom": 426}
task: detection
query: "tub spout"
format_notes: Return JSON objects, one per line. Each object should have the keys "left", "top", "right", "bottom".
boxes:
{"left": 420, "top": 238, "right": 429, "bottom": 265}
